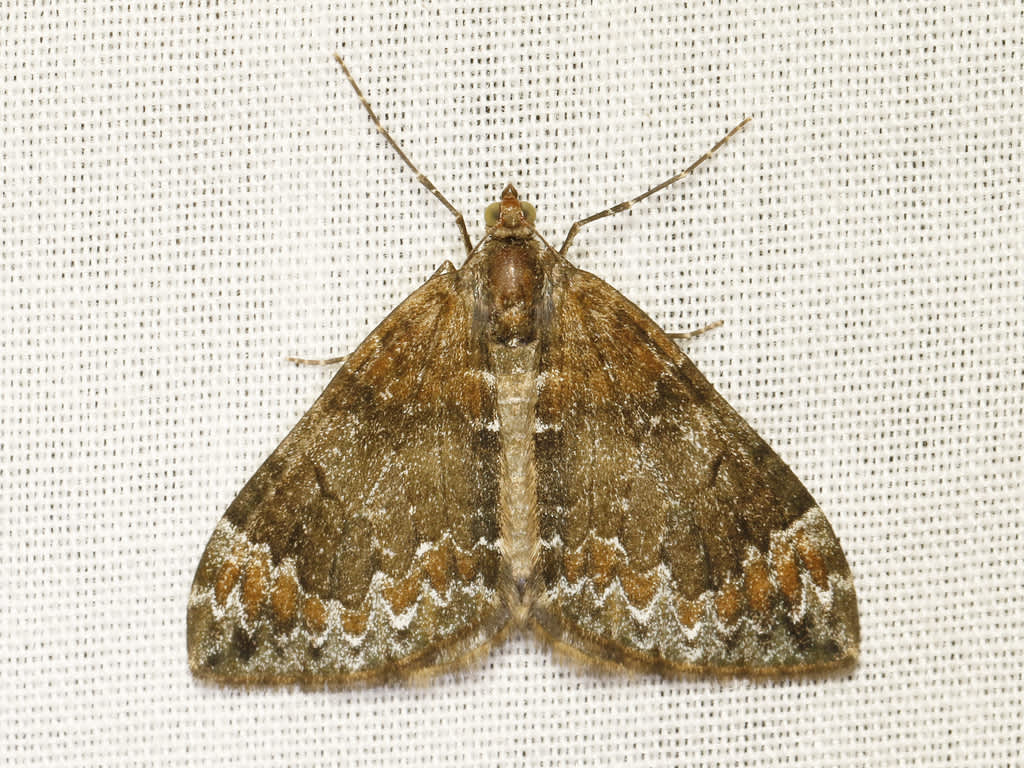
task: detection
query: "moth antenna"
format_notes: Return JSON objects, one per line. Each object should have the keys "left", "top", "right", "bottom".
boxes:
{"left": 558, "top": 117, "right": 752, "bottom": 257}
{"left": 333, "top": 54, "right": 473, "bottom": 256}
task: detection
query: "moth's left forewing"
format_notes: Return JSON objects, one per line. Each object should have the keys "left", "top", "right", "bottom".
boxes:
{"left": 530, "top": 264, "right": 858, "bottom": 675}
{"left": 187, "top": 269, "right": 508, "bottom": 686}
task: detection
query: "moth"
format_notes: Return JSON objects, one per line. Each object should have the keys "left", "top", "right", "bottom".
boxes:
{"left": 187, "top": 55, "right": 859, "bottom": 685}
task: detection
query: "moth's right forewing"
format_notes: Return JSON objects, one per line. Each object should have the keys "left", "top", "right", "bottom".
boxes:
{"left": 530, "top": 265, "right": 858, "bottom": 675}
{"left": 187, "top": 270, "right": 508, "bottom": 685}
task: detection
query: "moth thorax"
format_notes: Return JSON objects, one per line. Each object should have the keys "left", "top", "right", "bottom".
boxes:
{"left": 486, "top": 241, "right": 542, "bottom": 346}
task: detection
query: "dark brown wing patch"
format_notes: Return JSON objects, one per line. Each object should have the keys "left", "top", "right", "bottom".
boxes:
{"left": 187, "top": 270, "right": 507, "bottom": 685}
{"left": 530, "top": 265, "right": 858, "bottom": 674}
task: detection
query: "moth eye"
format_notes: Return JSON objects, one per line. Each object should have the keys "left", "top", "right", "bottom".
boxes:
{"left": 484, "top": 200, "right": 536, "bottom": 226}
{"left": 484, "top": 202, "right": 501, "bottom": 227}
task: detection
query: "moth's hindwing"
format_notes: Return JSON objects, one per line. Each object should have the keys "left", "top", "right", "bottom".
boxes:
{"left": 187, "top": 270, "right": 508, "bottom": 685}
{"left": 530, "top": 266, "right": 859, "bottom": 674}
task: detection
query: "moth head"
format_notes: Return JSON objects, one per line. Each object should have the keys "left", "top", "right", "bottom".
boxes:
{"left": 485, "top": 184, "right": 536, "bottom": 232}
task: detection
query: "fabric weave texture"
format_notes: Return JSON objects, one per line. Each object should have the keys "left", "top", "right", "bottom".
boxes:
{"left": 3, "top": 1, "right": 1021, "bottom": 766}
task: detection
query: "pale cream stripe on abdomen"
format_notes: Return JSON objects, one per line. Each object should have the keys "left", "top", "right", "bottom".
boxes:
{"left": 489, "top": 341, "right": 540, "bottom": 617}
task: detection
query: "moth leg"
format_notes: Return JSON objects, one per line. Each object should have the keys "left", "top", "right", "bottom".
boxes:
{"left": 334, "top": 54, "right": 473, "bottom": 257}
{"left": 558, "top": 117, "right": 752, "bottom": 257}
{"left": 286, "top": 354, "right": 348, "bottom": 367}
{"left": 667, "top": 319, "right": 723, "bottom": 345}
{"left": 286, "top": 262, "right": 456, "bottom": 368}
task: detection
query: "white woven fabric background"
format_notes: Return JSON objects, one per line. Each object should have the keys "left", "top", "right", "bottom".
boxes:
{"left": 3, "top": 1, "right": 1022, "bottom": 766}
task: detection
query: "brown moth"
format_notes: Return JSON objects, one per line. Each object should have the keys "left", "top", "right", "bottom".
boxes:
{"left": 187, "top": 55, "right": 859, "bottom": 685}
